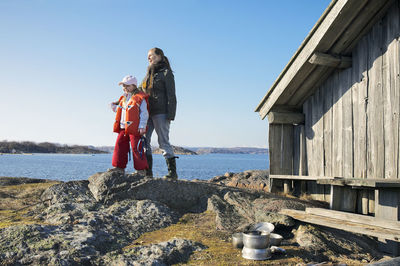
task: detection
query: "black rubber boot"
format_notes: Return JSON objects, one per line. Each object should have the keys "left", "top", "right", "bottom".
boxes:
{"left": 145, "top": 154, "right": 153, "bottom": 178}
{"left": 163, "top": 157, "right": 178, "bottom": 180}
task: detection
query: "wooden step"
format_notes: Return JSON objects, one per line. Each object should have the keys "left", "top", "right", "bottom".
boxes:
{"left": 280, "top": 208, "right": 400, "bottom": 241}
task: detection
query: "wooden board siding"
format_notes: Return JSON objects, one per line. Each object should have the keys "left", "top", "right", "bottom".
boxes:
{"left": 315, "top": 88, "right": 327, "bottom": 200}
{"left": 367, "top": 19, "right": 385, "bottom": 180}
{"left": 312, "top": 88, "right": 325, "bottom": 177}
{"left": 352, "top": 35, "right": 368, "bottom": 179}
{"left": 293, "top": 125, "right": 307, "bottom": 176}
{"left": 304, "top": 99, "right": 314, "bottom": 177}
{"left": 297, "top": 3, "right": 400, "bottom": 186}
{"left": 269, "top": 124, "right": 293, "bottom": 176}
{"left": 383, "top": 3, "right": 400, "bottom": 179}
{"left": 342, "top": 68, "right": 353, "bottom": 178}
{"left": 343, "top": 0, "right": 396, "bottom": 55}
{"left": 302, "top": 91, "right": 328, "bottom": 201}
{"left": 323, "top": 76, "right": 333, "bottom": 177}
{"left": 332, "top": 70, "right": 344, "bottom": 178}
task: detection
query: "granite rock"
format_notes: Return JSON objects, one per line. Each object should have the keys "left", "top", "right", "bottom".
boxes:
{"left": 209, "top": 170, "right": 270, "bottom": 192}
{"left": 294, "top": 224, "right": 382, "bottom": 262}
{"left": 103, "top": 238, "right": 206, "bottom": 265}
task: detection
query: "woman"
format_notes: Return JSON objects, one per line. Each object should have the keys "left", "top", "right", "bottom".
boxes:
{"left": 140, "top": 47, "right": 178, "bottom": 179}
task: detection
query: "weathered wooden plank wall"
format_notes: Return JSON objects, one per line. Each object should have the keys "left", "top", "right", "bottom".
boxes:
{"left": 352, "top": 34, "right": 368, "bottom": 179}
{"left": 323, "top": 76, "right": 333, "bottom": 178}
{"left": 383, "top": 3, "right": 400, "bottom": 179}
{"left": 293, "top": 125, "right": 307, "bottom": 176}
{"left": 342, "top": 68, "right": 353, "bottom": 178}
{"left": 295, "top": 1, "right": 400, "bottom": 202}
{"left": 269, "top": 124, "right": 293, "bottom": 176}
{"left": 367, "top": 18, "right": 385, "bottom": 180}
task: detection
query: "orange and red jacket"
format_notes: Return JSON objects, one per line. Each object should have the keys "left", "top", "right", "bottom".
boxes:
{"left": 113, "top": 91, "right": 149, "bottom": 136}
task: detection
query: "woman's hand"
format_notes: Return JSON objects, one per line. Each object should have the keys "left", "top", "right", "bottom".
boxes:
{"left": 138, "top": 128, "right": 146, "bottom": 135}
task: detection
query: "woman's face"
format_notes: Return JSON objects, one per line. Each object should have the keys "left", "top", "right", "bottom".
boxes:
{"left": 148, "top": 50, "right": 162, "bottom": 65}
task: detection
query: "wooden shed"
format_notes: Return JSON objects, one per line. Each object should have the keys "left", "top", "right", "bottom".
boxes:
{"left": 256, "top": 0, "right": 400, "bottom": 253}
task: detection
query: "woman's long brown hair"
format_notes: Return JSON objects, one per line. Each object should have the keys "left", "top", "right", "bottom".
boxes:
{"left": 142, "top": 47, "right": 172, "bottom": 91}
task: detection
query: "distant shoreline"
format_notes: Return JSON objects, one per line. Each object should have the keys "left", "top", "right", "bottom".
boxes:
{"left": 0, "top": 153, "right": 96, "bottom": 156}
{"left": 0, "top": 141, "right": 107, "bottom": 155}
{"left": 98, "top": 146, "right": 268, "bottom": 155}
{"left": 1, "top": 141, "right": 268, "bottom": 155}
{"left": 0, "top": 153, "right": 34, "bottom": 155}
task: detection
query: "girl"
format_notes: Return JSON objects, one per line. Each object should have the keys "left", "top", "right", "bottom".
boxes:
{"left": 111, "top": 75, "right": 149, "bottom": 172}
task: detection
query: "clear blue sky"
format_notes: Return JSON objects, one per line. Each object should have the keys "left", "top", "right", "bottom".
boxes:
{"left": 0, "top": 0, "right": 330, "bottom": 148}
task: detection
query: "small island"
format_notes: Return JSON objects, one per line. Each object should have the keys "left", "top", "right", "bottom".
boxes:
{"left": 152, "top": 145, "right": 197, "bottom": 155}
{"left": 144, "top": 146, "right": 268, "bottom": 155}
{"left": 0, "top": 141, "right": 107, "bottom": 154}
{"left": 193, "top": 147, "right": 268, "bottom": 154}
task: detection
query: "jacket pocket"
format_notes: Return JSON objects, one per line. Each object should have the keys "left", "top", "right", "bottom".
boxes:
{"left": 125, "top": 121, "right": 140, "bottom": 136}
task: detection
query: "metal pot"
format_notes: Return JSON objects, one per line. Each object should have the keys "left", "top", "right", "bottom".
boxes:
{"left": 232, "top": 232, "right": 243, "bottom": 248}
{"left": 270, "top": 233, "right": 283, "bottom": 246}
{"left": 242, "top": 246, "right": 271, "bottom": 260}
{"left": 251, "top": 222, "right": 275, "bottom": 234}
{"left": 243, "top": 230, "right": 270, "bottom": 249}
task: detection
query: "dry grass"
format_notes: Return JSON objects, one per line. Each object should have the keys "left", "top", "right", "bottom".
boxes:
{"left": 124, "top": 211, "right": 309, "bottom": 265}
{"left": 0, "top": 209, "right": 43, "bottom": 228}
{"left": 125, "top": 211, "right": 242, "bottom": 264}
{"left": 0, "top": 181, "right": 59, "bottom": 228}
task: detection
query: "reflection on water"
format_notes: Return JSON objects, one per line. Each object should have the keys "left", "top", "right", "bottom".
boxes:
{"left": 0, "top": 153, "right": 269, "bottom": 181}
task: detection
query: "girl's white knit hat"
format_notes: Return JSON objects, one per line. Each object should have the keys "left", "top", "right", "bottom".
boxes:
{"left": 119, "top": 75, "right": 137, "bottom": 86}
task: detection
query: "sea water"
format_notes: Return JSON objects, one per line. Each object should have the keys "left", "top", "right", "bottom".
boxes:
{"left": 0, "top": 153, "right": 269, "bottom": 182}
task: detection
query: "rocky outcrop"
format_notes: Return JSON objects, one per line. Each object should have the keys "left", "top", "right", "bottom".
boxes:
{"left": 209, "top": 170, "right": 270, "bottom": 192}
{"left": 0, "top": 170, "right": 387, "bottom": 265}
{"left": 152, "top": 145, "right": 197, "bottom": 155}
{"left": 103, "top": 238, "right": 206, "bottom": 265}
{"left": 206, "top": 190, "right": 316, "bottom": 232}
{"left": 42, "top": 180, "right": 94, "bottom": 205}
{"left": 2, "top": 170, "right": 305, "bottom": 265}
{"left": 88, "top": 170, "right": 253, "bottom": 213}
{"left": 293, "top": 224, "right": 383, "bottom": 262}
{"left": 1, "top": 174, "right": 194, "bottom": 265}
{"left": 0, "top": 222, "right": 204, "bottom": 265}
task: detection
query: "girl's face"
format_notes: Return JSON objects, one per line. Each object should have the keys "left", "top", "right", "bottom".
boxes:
{"left": 148, "top": 50, "right": 162, "bottom": 65}
{"left": 123, "top": 84, "right": 135, "bottom": 94}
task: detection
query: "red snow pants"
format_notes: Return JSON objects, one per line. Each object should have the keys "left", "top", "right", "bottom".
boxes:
{"left": 112, "top": 129, "right": 148, "bottom": 170}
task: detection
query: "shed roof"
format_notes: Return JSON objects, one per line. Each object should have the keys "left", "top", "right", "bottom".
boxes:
{"left": 255, "top": 0, "right": 395, "bottom": 120}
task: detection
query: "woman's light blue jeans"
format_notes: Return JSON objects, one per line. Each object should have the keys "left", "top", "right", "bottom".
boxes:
{"left": 145, "top": 114, "right": 175, "bottom": 158}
